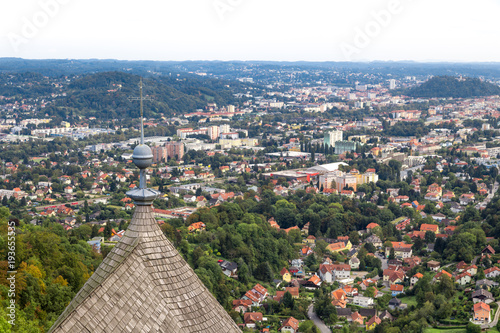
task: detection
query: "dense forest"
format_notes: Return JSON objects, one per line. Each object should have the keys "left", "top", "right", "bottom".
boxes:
{"left": 401, "top": 76, "right": 500, "bottom": 98}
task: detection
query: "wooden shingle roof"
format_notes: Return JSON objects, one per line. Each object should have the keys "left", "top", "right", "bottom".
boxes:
{"left": 49, "top": 205, "right": 240, "bottom": 333}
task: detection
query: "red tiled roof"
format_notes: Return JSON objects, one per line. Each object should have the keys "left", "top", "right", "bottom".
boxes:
{"left": 243, "top": 312, "right": 263, "bottom": 324}
{"left": 280, "top": 317, "right": 299, "bottom": 331}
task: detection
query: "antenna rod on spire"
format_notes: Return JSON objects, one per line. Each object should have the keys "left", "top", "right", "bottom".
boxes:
{"left": 139, "top": 77, "right": 144, "bottom": 145}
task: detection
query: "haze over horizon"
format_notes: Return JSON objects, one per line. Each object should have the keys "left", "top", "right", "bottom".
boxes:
{"left": 1, "top": 0, "right": 500, "bottom": 63}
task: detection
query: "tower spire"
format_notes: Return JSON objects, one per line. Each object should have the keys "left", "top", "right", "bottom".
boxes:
{"left": 139, "top": 77, "right": 144, "bottom": 145}
{"left": 126, "top": 78, "right": 159, "bottom": 205}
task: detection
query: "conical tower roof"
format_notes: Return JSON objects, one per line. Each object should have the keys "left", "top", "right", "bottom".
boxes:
{"left": 49, "top": 79, "right": 240, "bottom": 332}
{"left": 49, "top": 205, "right": 240, "bottom": 332}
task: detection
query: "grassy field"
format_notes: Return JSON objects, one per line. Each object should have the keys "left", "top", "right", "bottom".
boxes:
{"left": 399, "top": 296, "right": 418, "bottom": 307}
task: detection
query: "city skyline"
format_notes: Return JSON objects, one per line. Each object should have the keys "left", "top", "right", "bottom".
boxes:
{"left": 1, "top": 0, "right": 500, "bottom": 62}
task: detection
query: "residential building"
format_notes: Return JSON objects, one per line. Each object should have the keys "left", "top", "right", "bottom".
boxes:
{"left": 433, "top": 270, "right": 452, "bottom": 282}
{"left": 280, "top": 268, "right": 292, "bottom": 283}
{"left": 232, "top": 299, "right": 253, "bottom": 313}
{"left": 351, "top": 311, "right": 364, "bottom": 325}
{"left": 427, "top": 260, "right": 441, "bottom": 272}
{"left": 218, "top": 260, "right": 238, "bottom": 277}
{"left": 353, "top": 296, "right": 374, "bottom": 307}
{"left": 388, "top": 242, "right": 413, "bottom": 259}
{"left": 324, "top": 130, "right": 343, "bottom": 148}
{"left": 365, "top": 234, "right": 382, "bottom": 247}
{"left": 335, "top": 140, "right": 357, "bottom": 154}
{"left": 318, "top": 264, "right": 351, "bottom": 283}
{"left": 243, "top": 312, "right": 263, "bottom": 328}
{"left": 331, "top": 288, "right": 347, "bottom": 308}
{"left": 366, "top": 315, "right": 381, "bottom": 331}
{"left": 420, "top": 224, "right": 439, "bottom": 234}
{"left": 485, "top": 266, "right": 500, "bottom": 278}
{"left": 473, "top": 302, "right": 491, "bottom": 323}
{"left": 476, "top": 279, "right": 499, "bottom": 289}
{"left": 165, "top": 141, "right": 184, "bottom": 160}
{"left": 411, "top": 272, "right": 423, "bottom": 286}
{"left": 388, "top": 297, "right": 404, "bottom": 310}
{"left": 349, "top": 257, "right": 360, "bottom": 270}
{"left": 207, "top": 126, "right": 220, "bottom": 141}
{"left": 326, "top": 241, "right": 352, "bottom": 253}
{"left": 390, "top": 284, "right": 404, "bottom": 296}
{"left": 472, "top": 289, "right": 494, "bottom": 304}
{"left": 152, "top": 146, "right": 167, "bottom": 163}
{"left": 280, "top": 317, "right": 299, "bottom": 333}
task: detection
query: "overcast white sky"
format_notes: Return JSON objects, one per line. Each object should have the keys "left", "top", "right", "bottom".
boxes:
{"left": 1, "top": 0, "right": 499, "bottom": 62}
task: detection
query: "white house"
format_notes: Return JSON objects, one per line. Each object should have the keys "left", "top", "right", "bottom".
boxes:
{"left": 333, "top": 264, "right": 351, "bottom": 279}
{"left": 485, "top": 267, "right": 500, "bottom": 279}
{"left": 183, "top": 195, "right": 197, "bottom": 203}
{"left": 349, "top": 257, "right": 360, "bottom": 270}
{"left": 410, "top": 273, "right": 423, "bottom": 286}
{"left": 280, "top": 317, "right": 299, "bottom": 333}
{"left": 353, "top": 296, "right": 374, "bottom": 307}
{"left": 455, "top": 272, "right": 472, "bottom": 286}
{"left": 318, "top": 264, "right": 351, "bottom": 283}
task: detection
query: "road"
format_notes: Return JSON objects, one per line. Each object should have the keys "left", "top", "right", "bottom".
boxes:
{"left": 377, "top": 252, "right": 388, "bottom": 270}
{"left": 476, "top": 181, "right": 498, "bottom": 210}
{"left": 307, "top": 304, "right": 331, "bottom": 333}
{"left": 481, "top": 301, "right": 500, "bottom": 329}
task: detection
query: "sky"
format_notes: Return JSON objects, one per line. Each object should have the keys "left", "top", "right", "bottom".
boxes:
{"left": 1, "top": 0, "right": 500, "bottom": 62}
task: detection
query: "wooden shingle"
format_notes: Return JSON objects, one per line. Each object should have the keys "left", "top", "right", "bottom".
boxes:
{"left": 49, "top": 205, "right": 240, "bottom": 333}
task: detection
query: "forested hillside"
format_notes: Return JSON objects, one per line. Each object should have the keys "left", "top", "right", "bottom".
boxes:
{"left": 402, "top": 76, "right": 500, "bottom": 98}
{"left": 50, "top": 72, "right": 249, "bottom": 119}
{"left": 0, "top": 71, "right": 252, "bottom": 120}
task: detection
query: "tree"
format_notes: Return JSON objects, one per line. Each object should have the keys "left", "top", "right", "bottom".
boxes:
{"left": 283, "top": 291, "right": 295, "bottom": 309}
{"left": 254, "top": 262, "right": 273, "bottom": 282}
{"left": 276, "top": 207, "right": 297, "bottom": 229}
{"left": 238, "top": 259, "right": 250, "bottom": 284}
{"left": 119, "top": 220, "right": 127, "bottom": 231}
{"left": 104, "top": 223, "right": 112, "bottom": 239}
{"left": 315, "top": 240, "right": 328, "bottom": 257}
{"left": 314, "top": 293, "right": 337, "bottom": 324}
{"left": 359, "top": 259, "right": 366, "bottom": 271}
{"left": 349, "top": 230, "right": 360, "bottom": 245}
{"left": 298, "top": 321, "right": 319, "bottom": 333}
{"left": 425, "top": 231, "right": 436, "bottom": 244}
{"left": 309, "top": 217, "right": 321, "bottom": 237}
{"left": 476, "top": 267, "right": 486, "bottom": 280}
{"left": 466, "top": 322, "right": 481, "bottom": 333}
{"left": 91, "top": 224, "right": 99, "bottom": 238}
{"left": 389, "top": 247, "right": 395, "bottom": 260}
{"left": 437, "top": 274, "right": 455, "bottom": 298}
{"left": 364, "top": 242, "right": 376, "bottom": 253}
{"left": 365, "top": 286, "right": 376, "bottom": 298}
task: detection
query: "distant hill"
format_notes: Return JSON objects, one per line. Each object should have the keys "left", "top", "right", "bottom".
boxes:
{"left": 3, "top": 58, "right": 500, "bottom": 79}
{"left": 402, "top": 76, "right": 500, "bottom": 98}
{"left": 11, "top": 71, "right": 249, "bottom": 119}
